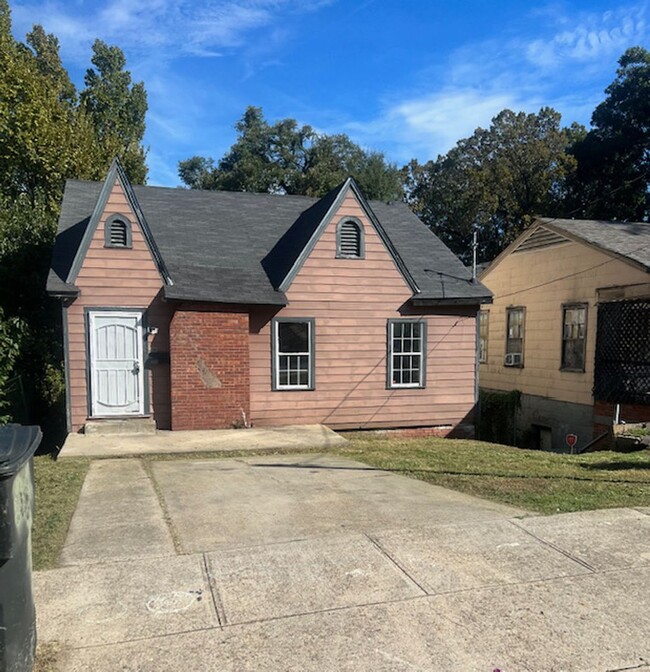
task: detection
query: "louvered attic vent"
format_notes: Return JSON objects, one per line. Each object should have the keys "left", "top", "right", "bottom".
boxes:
{"left": 338, "top": 220, "right": 362, "bottom": 257}
{"left": 513, "top": 226, "right": 569, "bottom": 253}
{"left": 109, "top": 220, "right": 128, "bottom": 247}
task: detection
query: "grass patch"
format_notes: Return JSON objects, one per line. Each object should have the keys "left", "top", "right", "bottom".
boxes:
{"left": 33, "top": 455, "right": 89, "bottom": 570}
{"left": 333, "top": 434, "right": 650, "bottom": 514}
{"left": 34, "top": 642, "right": 62, "bottom": 672}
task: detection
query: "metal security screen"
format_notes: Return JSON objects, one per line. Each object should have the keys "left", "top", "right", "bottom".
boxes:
{"left": 594, "top": 299, "right": 650, "bottom": 404}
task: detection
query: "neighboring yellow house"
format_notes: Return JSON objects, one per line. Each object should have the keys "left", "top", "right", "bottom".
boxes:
{"left": 479, "top": 217, "right": 650, "bottom": 452}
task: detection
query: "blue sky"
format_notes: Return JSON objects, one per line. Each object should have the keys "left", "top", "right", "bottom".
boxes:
{"left": 10, "top": 0, "right": 650, "bottom": 186}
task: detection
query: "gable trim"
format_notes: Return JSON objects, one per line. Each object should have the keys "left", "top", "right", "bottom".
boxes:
{"left": 482, "top": 218, "right": 650, "bottom": 282}
{"left": 278, "top": 178, "right": 419, "bottom": 294}
{"left": 542, "top": 220, "right": 650, "bottom": 275}
{"left": 66, "top": 158, "right": 173, "bottom": 286}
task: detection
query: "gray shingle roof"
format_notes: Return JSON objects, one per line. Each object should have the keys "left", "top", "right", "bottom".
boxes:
{"left": 48, "top": 178, "right": 491, "bottom": 305}
{"left": 540, "top": 217, "right": 650, "bottom": 270}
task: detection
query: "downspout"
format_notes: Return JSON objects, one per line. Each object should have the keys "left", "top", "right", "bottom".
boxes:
{"left": 474, "top": 307, "right": 481, "bottom": 439}
{"left": 61, "top": 300, "right": 72, "bottom": 434}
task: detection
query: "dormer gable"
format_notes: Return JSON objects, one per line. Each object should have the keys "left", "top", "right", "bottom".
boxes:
{"left": 262, "top": 178, "right": 418, "bottom": 295}
{"left": 66, "top": 158, "right": 172, "bottom": 287}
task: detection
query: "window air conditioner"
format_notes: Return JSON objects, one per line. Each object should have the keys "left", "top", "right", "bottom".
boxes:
{"left": 504, "top": 353, "right": 522, "bottom": 366}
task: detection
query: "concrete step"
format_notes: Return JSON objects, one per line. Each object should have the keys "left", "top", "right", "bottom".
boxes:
{"left": 84, "top": 418, "right": 156, "bottom": 436}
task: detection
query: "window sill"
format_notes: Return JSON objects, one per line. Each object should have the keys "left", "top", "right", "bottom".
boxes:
{"left": 387, "top": 385, "right": 426, "bottom": 390}
{"left": 273, "top": 387, "right": 315, "bottom": 392}
{"left": 560, "top": 368, "right": 586, "bottom": 374}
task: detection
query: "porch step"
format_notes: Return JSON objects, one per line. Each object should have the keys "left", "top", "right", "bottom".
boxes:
{"left": 84, "top": 418, "right": 156, "bottom": 436}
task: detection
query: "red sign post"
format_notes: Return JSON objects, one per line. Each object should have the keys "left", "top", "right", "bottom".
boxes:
{"left": 566, "top": 433, "right": 578, "bottom": 453}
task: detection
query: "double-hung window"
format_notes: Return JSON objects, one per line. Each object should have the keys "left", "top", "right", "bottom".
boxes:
{"left": 272, "top": 319, "right": 315, "bottom": 390}
{"left": 561, "top": 304, "right": 587, "bottom": 371}
{"left": 505, "top": 307, "right": 525, "bottom": 367}
{"left": 478, "top": 310, "right": 489, "bottom": 363}
{"left": 387, "top": 319, "right": 426, "bottom": 388}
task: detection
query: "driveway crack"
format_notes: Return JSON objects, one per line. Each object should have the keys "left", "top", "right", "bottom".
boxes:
{"left": 508, "top": 519, "right": 596, "bottom": 572}
{"left": 202, "top": 553, "right": 228, "bottom": 627}
{"left": 365, "top": 534, "right": 429, "bottom": 596}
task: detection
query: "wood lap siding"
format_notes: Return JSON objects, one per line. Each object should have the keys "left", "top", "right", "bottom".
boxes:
{"left": 479, "top": 239, "right": 650, "bottom": 406}
{"left": 66, "top": 179, "right": 170, "bottom": 431}
{"left": 249, "top": 193, "right": 477, "bottom": 429}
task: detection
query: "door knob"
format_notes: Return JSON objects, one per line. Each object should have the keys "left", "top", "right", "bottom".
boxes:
{"left": 133, "top": 361, "right": 140, "bottom": 374}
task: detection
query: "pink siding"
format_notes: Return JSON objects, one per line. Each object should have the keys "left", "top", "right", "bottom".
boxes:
{"left": 249, "top": 193, "right": 477, "bottom": 429}
{"left": 67, "top": 179, "right": 171, "bottom": 431}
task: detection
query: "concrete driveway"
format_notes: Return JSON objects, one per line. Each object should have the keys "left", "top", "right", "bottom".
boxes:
{"left": 34, "top": 454, "right": 650, "bottom": 671}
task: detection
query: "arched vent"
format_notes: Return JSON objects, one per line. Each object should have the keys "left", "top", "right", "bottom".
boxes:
{"left": 104, "top": 215, "right": 132, "bottom": 248}
{"left": 337, "top": 220, "right": 363, "bottom": 258}
{"left": 110, "top": 220, "right": 128, "bottom": 246}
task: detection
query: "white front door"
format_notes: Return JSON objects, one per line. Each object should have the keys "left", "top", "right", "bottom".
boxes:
{"left": 89, "top": 311, "right": 145, "bottom": 417}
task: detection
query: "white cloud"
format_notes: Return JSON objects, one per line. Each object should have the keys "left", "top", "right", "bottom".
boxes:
{"left": 526, "top": 5, "right": 647, "bottom": 67}
{"left": 11, "top": 0, "right": 334, "bottom": 61}
{"left": 343, "top": 89, "right": 532, "bottom": 163}
{"left": 338, "top": 1, "right": 649, "bottom": 164}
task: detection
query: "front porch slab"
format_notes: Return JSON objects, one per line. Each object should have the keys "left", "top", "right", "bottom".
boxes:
{"left": 58, "top": 424, "right": 347, "bottom": 459}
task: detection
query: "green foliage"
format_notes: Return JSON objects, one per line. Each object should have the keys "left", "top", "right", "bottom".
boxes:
{"left": 178, "top": 106, "right": 403, "bottom": 200}
{"left": 478, "top": 389, "right": 521, "bottom": 446}
{"left": 404, "top": 108, "right": 579, "bottom": 264}
{"left": 0, "top": 307, "right": 25, "bottom": 422}
{"left": 81, "top": 40, "right": 148, "bottom": 184}
{"left": 0, "top": 4, "right": 148, "bottom": 438}
{"left": 569, "top": 46, "right": 650, "bottom": 221}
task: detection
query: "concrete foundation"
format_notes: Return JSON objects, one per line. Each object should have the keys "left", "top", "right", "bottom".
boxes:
{"left": 516, "top": 393, "right": 595, "bottom": 453}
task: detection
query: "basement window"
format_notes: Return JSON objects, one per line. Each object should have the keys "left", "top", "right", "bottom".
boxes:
{"left": 272, "top": 318, "right": 315, "bottom": 390}
{"left": 104, "top": 214, "right": 132, "bottom": 248}
{"left": 336, "top": 218, "right": 364, "bottom": 258}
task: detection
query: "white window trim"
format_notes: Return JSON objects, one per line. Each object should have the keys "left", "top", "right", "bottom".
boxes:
{"left": 272, "top": 319, "right": 315, "bottom": 391}
{"left": 387, "top": 319, "right": 426, "bottom": 389}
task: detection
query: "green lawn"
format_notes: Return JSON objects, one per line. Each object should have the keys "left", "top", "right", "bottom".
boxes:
{"left": 32, "top": 455, "right": 89, "bottom": 570}
{"left": 30, "top": 436, "right": 650, "bottom": 570}
{"left": 334, "top": 434, "right": 650, "bottom": 514}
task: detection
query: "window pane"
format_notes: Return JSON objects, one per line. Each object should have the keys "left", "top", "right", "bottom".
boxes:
{"left": 562, "top": 306, "right": 586, "bottom": 370}
{"left": 390, "top": 323, "right": 425, "bottom": 387}
{"left": 279, "top": 322, "right": 308, "bottom": 353}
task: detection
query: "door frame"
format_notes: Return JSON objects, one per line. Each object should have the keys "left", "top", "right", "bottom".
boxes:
{"left": 86, "top": 308, "right": 148, "bottom": 419}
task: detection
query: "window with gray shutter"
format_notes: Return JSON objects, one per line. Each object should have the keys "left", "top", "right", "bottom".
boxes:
{"left": 336, "top": 219, "right": 364, "bottom": 258}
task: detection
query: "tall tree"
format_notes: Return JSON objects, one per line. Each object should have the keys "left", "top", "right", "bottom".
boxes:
{"left": 178, "top": 106, "right": 403, "bottom": 200}
{"left": 405, "top": 108, "right": 580, "bottom": 263}
{"left": 569, "top": 46, "right": 650, "bottom": 221}
{"left": 81, "top": 40, "right": 148, "bottom": 184}
{"left": 0, "top": 4, "right": 149, "bottom": 438}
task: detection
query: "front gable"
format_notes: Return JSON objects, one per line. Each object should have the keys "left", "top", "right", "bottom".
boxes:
{"left": 67, "top": 159, "right": 171, "bottom": 287}
{"left": 278, "top": 179, "right": 418, "bottom": 295}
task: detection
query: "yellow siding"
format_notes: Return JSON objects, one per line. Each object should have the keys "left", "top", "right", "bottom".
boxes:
{"left": 479, "top": 236, "right": 650, "bottom": 405}
{"left": 250, "top": 192, "right": 478, "bottom": 429}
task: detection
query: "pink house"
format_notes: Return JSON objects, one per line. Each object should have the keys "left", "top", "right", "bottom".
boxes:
{"left": 47, "top": 160, "right": 491, "bottom": 434}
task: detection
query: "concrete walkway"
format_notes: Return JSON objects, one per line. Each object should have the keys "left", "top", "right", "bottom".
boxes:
{"left": 34, "top": 454, "right": 650, "bottom": 671}
{"left": 59, "top": 424, "right": 346, "bottom": 458}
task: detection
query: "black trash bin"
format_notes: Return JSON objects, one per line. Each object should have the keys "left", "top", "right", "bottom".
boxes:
{"left": 0, "top": 425, "right": 42, "bottom": 672}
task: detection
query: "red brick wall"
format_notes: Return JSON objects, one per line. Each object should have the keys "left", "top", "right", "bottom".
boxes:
{"left": 594, "top": 400, "right": 650, "bottom": 425}
{"left": 170, "top": 308, "right": 250, "bottom": 430}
